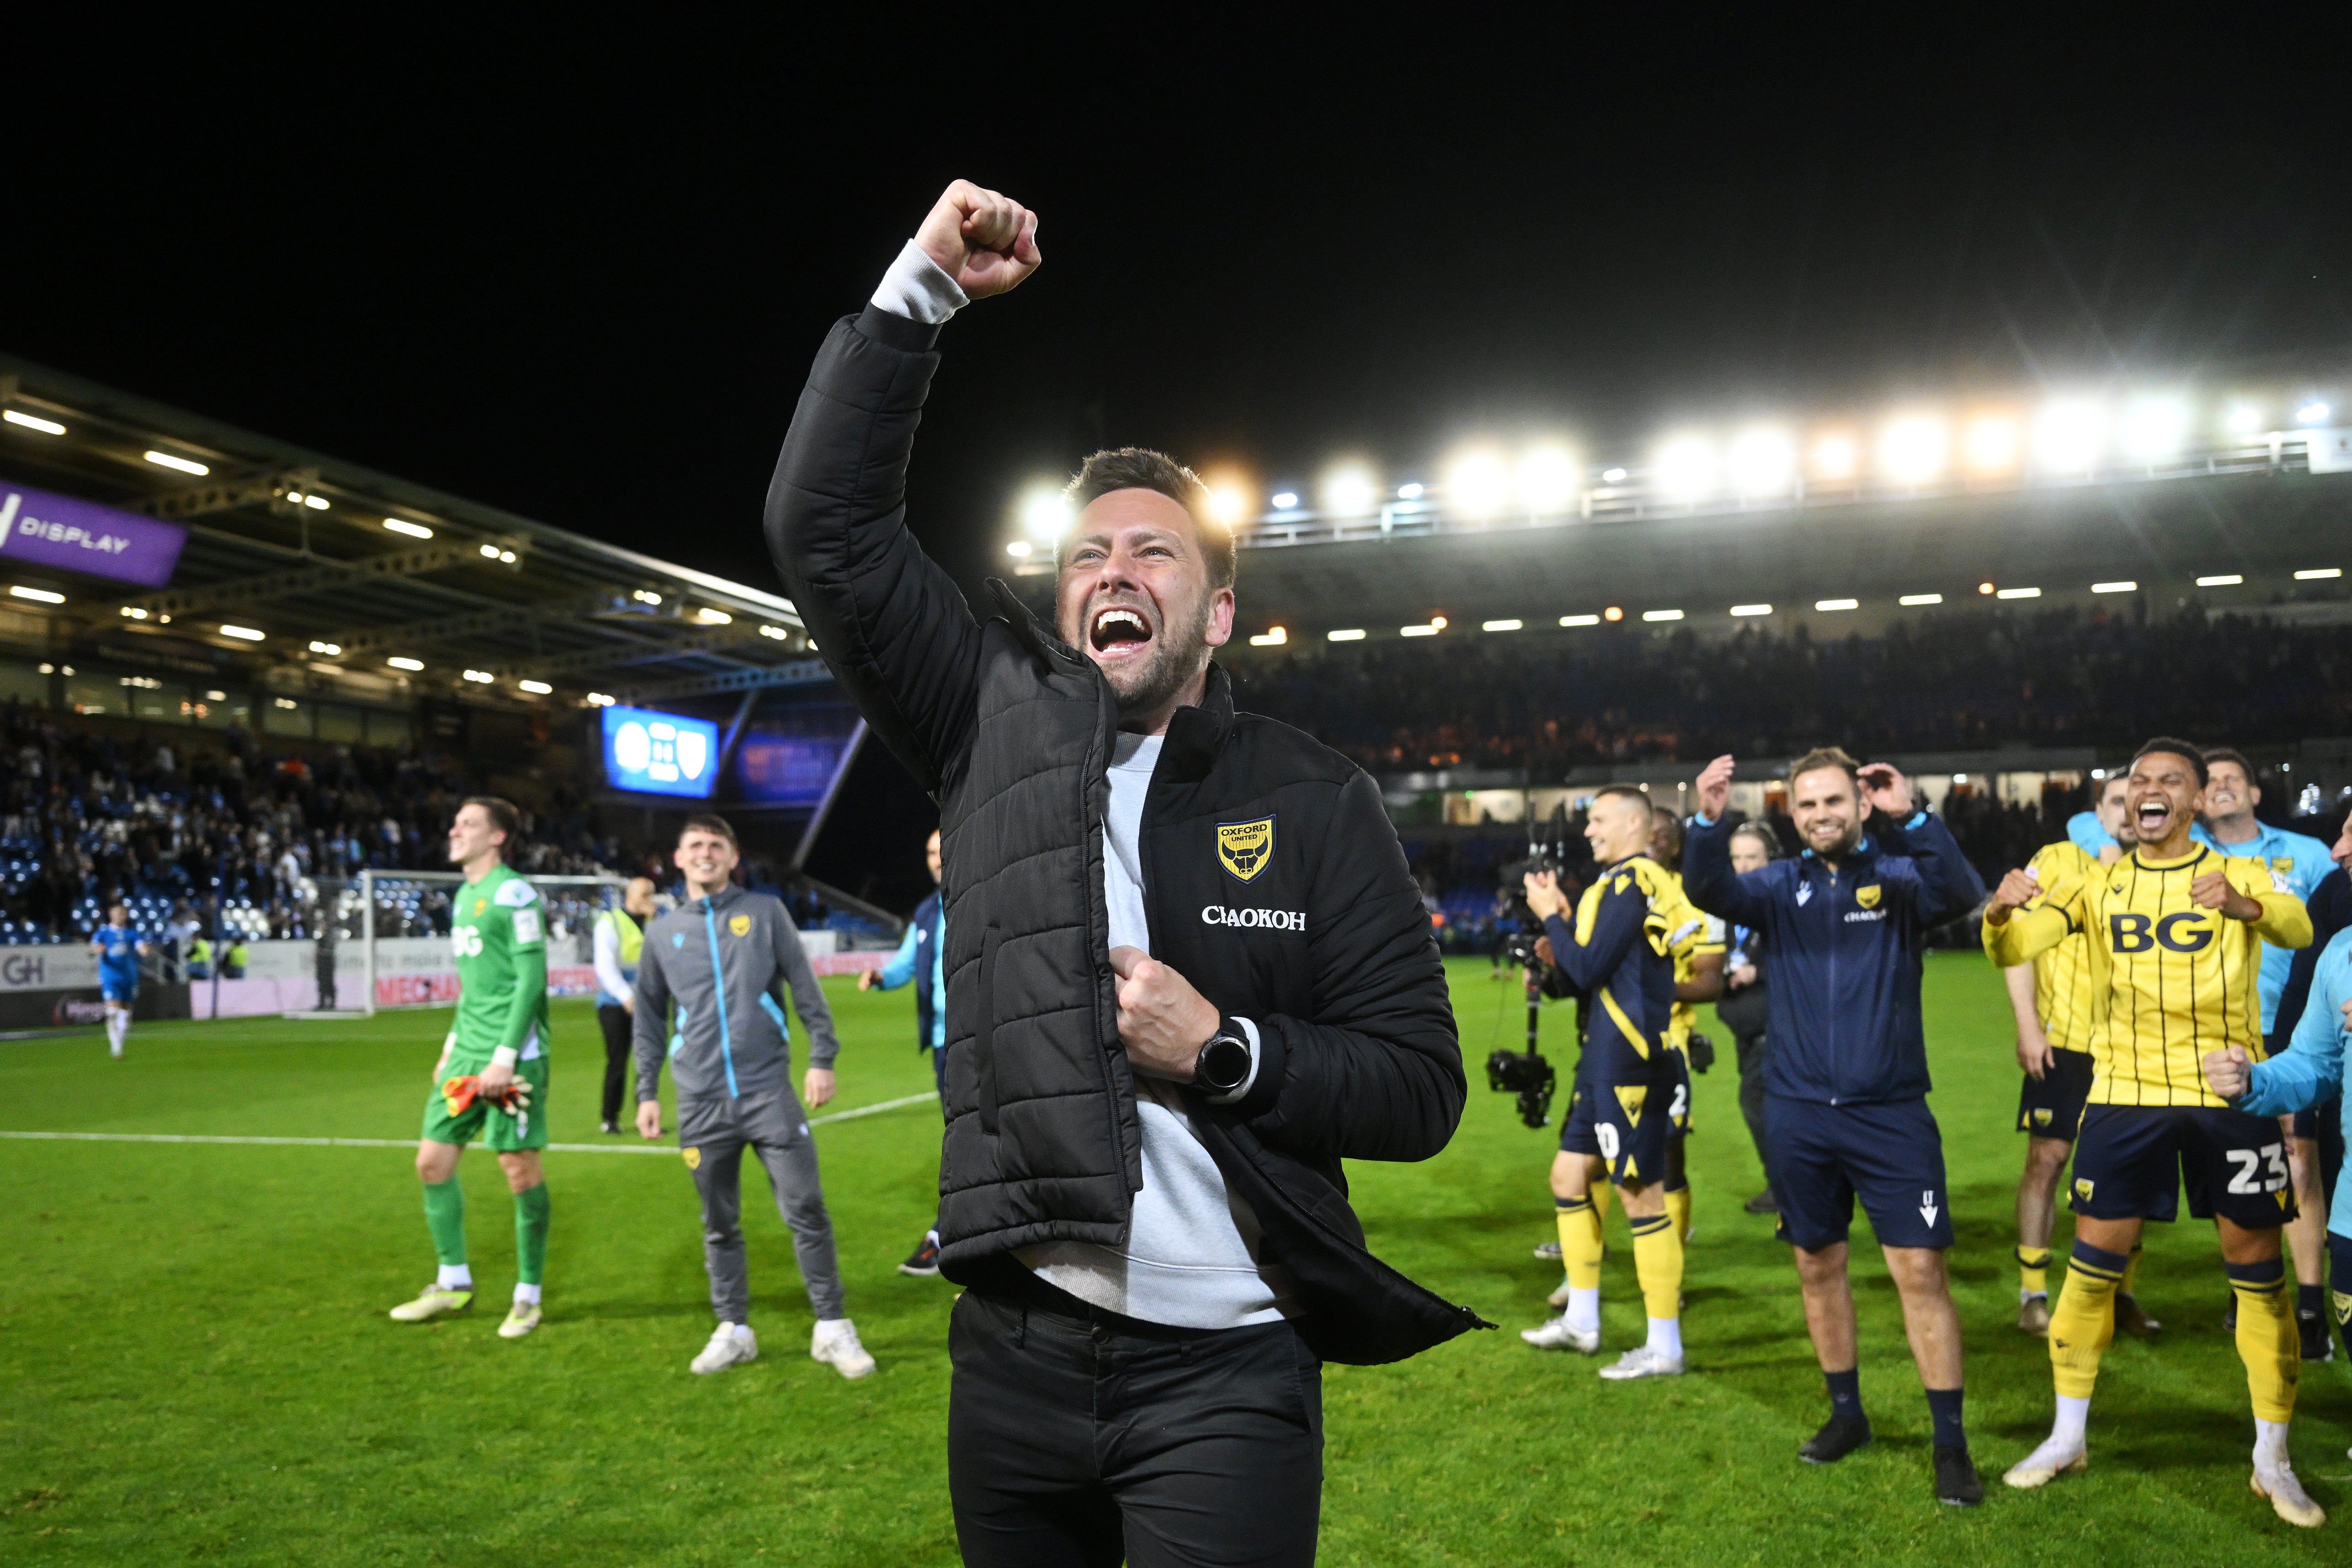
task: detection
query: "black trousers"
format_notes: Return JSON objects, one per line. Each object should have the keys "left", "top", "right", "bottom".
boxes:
{"left": 948, "top": 1283, "right": 1323, "bottom": 1568}
{"left": 597, "top": 1003, "right": 632, "bottom": 1124}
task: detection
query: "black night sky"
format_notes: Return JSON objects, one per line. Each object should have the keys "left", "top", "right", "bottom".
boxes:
{"left": 8, "top": 22, "right": 2346, "bottom": 606}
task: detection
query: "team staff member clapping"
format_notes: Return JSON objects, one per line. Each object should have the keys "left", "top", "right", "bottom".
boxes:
{"left": 766, "top": 178, "right": 1474, "bottom": 1568}
{"left": 1683, "top": 748, "right": 1987, "bottom": 1507}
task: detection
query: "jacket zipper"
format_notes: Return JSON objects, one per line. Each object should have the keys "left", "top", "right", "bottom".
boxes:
{"left": 1825, "top": 864, "right": 1839, "bottom": 1105}
{"left": 704, "top": 899, "right": 740, "bottom": 1098}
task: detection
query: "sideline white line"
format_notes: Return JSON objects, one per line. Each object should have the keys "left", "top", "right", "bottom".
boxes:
{"left": 0, "top": 1092, "right": 940, "bottom": 1153}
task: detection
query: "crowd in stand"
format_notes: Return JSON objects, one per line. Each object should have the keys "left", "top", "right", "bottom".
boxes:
{"left": 0, "top": 699, "right": 618, "bottom": 945}
{"left": 1227, "top": 604, "right": 2352, "bottom": 772}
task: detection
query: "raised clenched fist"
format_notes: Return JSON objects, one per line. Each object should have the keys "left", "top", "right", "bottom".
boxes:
{"left": 2202, "top": 1044, "right": 2252, "bottom": 1101}
{"left": 2189, "top": 869, "right": 2261, "bottom": 922}
{"left": 1985, "top": 868, "right": 2041, "bottom": 923}
{"left": 916, "top": 180, "right": 1042, "bottom": 300}
{"left": 1694, "top": 754, "right": 1734, "bottom": 821}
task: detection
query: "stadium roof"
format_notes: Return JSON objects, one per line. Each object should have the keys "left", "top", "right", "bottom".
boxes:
{"left": 0, "top": 352, "right": 828, "bottom": 712}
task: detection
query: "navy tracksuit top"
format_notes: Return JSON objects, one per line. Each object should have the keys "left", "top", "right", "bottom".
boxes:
{"left": 1682, "top": 813, "right": 1984, "bottom": 1105}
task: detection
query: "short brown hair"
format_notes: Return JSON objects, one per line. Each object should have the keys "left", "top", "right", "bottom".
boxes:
{"left": 2202, "top": 746, "right": 2254, "bottom": 782}
{"left": 1590, "top": 783, "right": 1649, "bottom": 810}
{"left": 1789, "top": 746, "right": 1861, "bottom": 786}
{"left": 462, "top": 796, "right": 520, "bottom": 843}
{"left": 679, "top": 812, "right": 737, "bottom": 845}
{"left": 1060, "top": 448, "right": 1236, "bottom": 591}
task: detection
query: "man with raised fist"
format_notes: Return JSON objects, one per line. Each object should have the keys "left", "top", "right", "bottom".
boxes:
{"left": 764, "top": 180, "right": 1477, "bottom": 1567}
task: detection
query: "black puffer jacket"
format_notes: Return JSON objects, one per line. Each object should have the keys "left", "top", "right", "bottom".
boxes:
{"left": 765, "top": 303, "right": 1483, "bottom": 1364}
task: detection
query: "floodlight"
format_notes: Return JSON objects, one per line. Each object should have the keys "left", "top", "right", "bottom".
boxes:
{"left": 1811, "top": 434, "right": 1858, "bottom": 481}
{"left": 120, "top": 606, "right": 148, "bottom": 619}
{"left": 1445, "top": 449, "right": 1511, "bottom": 517}
{"left": 1005, "top": 540, "right": 1032, "bottom": 558}
{"left": 10, "top": 585, "right": 65, "bottom": 604}
{"left": 1877, "top": 417, "right": 1947, "bottom": 485}
{"left": 1247, "top": 627, "right": 1287, "bottom": 647}
{"left": 696, "top": 608, "right": 732, "bottom": 624}
{"left": 2091, "top": 581, "right": 2137, "bottom": 593}
{"left": 1899, "top": 593, "right": 1943, "bottom": 606}
{"left": 1020, "top": 486, "right": 1074, "bottom": 538}
{"left": 1560, "top": 614, "right": 1600, "bottom": 627}
{"left": 1205, "top": 485, "right": 1253, "bottom": 525}
{"left": 2296, "top": 568, "right": 2343, "bottom": 580}
{"left": 2122, "top": 396, "right": 2188, "bottom": 461}
{"left": 518, "top": 680, "right": 553, "bottom": 695}
{"left": 2226, "top": 405, "right": 2263, "bottom": 436}
{"left": 1602, "top": 606, "right": 1624, "bottom": 622}
{"left": 308, "top": 640, "right": 341, "bottom": 654}
{"left": 384, "top": 518, "right": 434, "bottom": 538}
{"left": 1963, "top": 416, "right": 2019, "bottom": 471}
{"left": 1729, "top": 603, "right": 1771, "bottom": 616}
{"left": 1327, "top": 628, "right": 1365, "bottom": 641}
{"left": 1600, "top": 467, "right": 1628, "bottom": 484}
{"left": 2034, "top": 399, "right": 2107, "bottom": 471}
{"left": 2296, "top": 401, "right": 2330, "bottom": 427}
{"left": 1320, "top": 463, "right": 1380, "bottom": 517}
{"left": 2196, "top": 574, "right": 2243, "bottom": 587}
{"left": 1995, "top": 587, "right": 2041, "bottom": 599}
{"left": 1517, "top": 446, "right": 1580, "bottom": 512}
{"left": 1814, "top": 598, "right": 1858, "bottom": 612}
{"left": 1652, "top": 436, "right": 1717, "bottom": 500}
{"left": 1400, "top": 624, "right": 1439, "bottom": 638}
{"left": 1270, "top": 491, "right": 1300, "bottom": 511}
{"left": 632, "top": 589, "right": 662, "bottom": 605}
{"left": 1727, "top": 429, "right": 1796, "bottom": 496}
{"left": 144, "top": 449, "right": 208, "bottom": 475}
{"left": 1396, "top": 482, "right": 1424, "bottom": 500}
{"left": 480, "top": 544, "right": 502, "bottom": 558}
{"left": 1482, "top": 619, "right": 1523, "bottom": 632}
{"left": 387, "top": 657, "right": 425, "bottom": 671}
{"left": 463, "top": 669, "right": 495, "bottom": 684}
{"left": 586, "top": 693, "right": 616, "bottom": 706}
{"left": 759, "top": 624, "right": 789, "bottom": 639}
{"left": 218, "top": 624, "right": 265, "bottom": 640}
{"left": 3, "top": 410, "right": 66, "bottom": 435}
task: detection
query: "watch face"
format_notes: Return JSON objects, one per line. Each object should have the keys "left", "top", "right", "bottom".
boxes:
{"left": 1202, "top": 1035, "right": 1250, "bottom": 1090}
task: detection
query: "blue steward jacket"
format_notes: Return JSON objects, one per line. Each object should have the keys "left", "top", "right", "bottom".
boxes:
{"left": 1683, "top": 811, "right": 1985, "bottom": 1105}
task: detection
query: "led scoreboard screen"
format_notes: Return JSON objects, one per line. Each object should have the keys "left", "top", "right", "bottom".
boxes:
{"left": 601, "top": 704, "right": 720, "bottom": 799}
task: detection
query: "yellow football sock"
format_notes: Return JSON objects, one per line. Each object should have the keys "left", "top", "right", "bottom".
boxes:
{"left": 1629, "top": 1211, "right": 1683, "bottom": 1322}
{"left": 2228, "top": 1257, "right": 2299, "bottom": 1424}
{"left": 2016, "top": 1245, "right": 2051, "bottom": 1297}
{"left": 2048, "top": 1240, "right": 2125, "bottom": 1399}
{"left": 1591, "top": 1181, "right": 1615, "bottom": 1228}
{"left": 1664, "top": 1185, "right": 1692, "bottom": 1246}
{"left": 1558, "top": 1195, "right": 1603, "bottom": 1291}
{"left": 2121, "top": 1243, "right": 2141, "bottom": 1296}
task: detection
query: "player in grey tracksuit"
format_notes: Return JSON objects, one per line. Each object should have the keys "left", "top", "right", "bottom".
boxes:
{"left": 633, "top": 867, "right": 872, "bottom": 1377}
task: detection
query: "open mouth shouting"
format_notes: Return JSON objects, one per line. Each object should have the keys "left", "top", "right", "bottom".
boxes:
{"left": 1088, "top": 602, "right": 1157, "bottom": 664}
{"left": 2132, "top": 794, "right": 2174, "bottom": 840}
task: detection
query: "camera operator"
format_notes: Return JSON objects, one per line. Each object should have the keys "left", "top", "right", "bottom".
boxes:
{"left": 1517, "top": 784, "right": 1693, "bottom": 1380}
{"left": 1714, "top": 823, "right": 1780, "bottom": 1214}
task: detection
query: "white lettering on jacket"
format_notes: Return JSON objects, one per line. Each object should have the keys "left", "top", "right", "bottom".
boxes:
{"left": 1201, "top": 905, "right": 1306, "bottom": 933}
{"left": 1843, "top": 909, "right": 1887, "bottom": 923}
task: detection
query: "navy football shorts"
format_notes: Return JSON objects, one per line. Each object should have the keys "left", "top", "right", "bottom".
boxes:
{"left": 2016, "top": 1047, "right": 2095, "bottom": 1141}
{"left": 1560, "top": 1061, "right": 1678, "bottom": 1189}
{"left": 1764, "top": 1095, "right": 1953, "bottom": 1252}
{"left": 2069, "top": 1103, "right": 2297, "bottom": 1229}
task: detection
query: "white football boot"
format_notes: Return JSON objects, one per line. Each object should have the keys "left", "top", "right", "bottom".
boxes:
{"left": 1597, "top": 1344, "right": 1685, "bottom": 1380}
{"left": 691, "top": 1322, "right": 758, "bottom": 1374}
{"left": 387, "top": 1284, "right": 474, "bottom": 1322}
{"left": 2252, "top": 1454, "right": 2325, "bottom": 1528}
{"left": 811, "top": 1318, "right": 876, "bottom": 1379}
{"left": 2002, "top": 1434, "right": 2088, "bottom": 1489}
{"left": 1520, "top": 1315, "right": 1600, "bottom": 1354}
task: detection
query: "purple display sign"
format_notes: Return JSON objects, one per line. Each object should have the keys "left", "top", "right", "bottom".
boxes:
{"left": 0, "top": 480, "right": 189, "bottom": 589}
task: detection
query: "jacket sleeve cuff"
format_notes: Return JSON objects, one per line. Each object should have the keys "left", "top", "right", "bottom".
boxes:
{"left": 1221, "top": 1016, "right": 1288, "bottom": 1118}
{"left": 854, "top": 301, "right": 944, "bottom": 354}
{"left": 870, "top": 237, "right": 968, "bottom": 325}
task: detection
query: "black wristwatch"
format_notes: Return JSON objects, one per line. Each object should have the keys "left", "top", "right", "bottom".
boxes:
{"left": 1195, "top": 1022, "right": 1253, "bottom": 1096}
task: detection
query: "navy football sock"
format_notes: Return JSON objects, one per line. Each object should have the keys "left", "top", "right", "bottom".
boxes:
{"left": 1825, "top": 1367, "right": 1864, "bottom": 1422}
{"left": 1924, "top": 1386, "right": 1966, "bottom": 1451}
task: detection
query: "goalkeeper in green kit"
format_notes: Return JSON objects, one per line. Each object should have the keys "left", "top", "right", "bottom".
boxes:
{"left": 388, "top": 796, "right": 554, "bottom": 1338}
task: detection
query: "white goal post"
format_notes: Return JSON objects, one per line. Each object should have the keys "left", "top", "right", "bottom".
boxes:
{"left": 356, "top": 870, "right": 629, "bottom": 1016}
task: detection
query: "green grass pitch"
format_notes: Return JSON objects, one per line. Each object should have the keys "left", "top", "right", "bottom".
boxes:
{"left": 5, "top": 955, "right": 2347, "bottom": 1564}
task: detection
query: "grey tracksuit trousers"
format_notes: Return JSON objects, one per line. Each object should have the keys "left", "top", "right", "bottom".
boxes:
{"left": 678, "top": 1088, "right": 843, "bottom": 1324}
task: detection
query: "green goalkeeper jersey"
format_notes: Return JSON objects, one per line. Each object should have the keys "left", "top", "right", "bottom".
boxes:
{"left": 449, "top": 861, "right": 551, "bottom": 1063}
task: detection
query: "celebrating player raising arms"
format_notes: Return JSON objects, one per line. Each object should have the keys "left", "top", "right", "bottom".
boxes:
{"left": 1985, "top": 739, "right": 2317, "bottom": 1525}
{"left": 1683, "top": 748, "right": 1986, "bottom": 1506}
{"left": 388, "top": 798, "right": 554, "bottom": 1339}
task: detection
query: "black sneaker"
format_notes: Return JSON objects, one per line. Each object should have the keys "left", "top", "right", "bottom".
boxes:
{"left": 1744, "top": 1191, "right": 1780, "bottom": 1215}
{"left": 2299, "top": 1308, "right": 2335, "bottom": 1362}
{"left": 1799, "top": 1412, "right": 1873, "bottom": 1465}
{"left": 600, "top": 1119, "right": 621, "bottom": 1135}
{"left": 898, "top": 1232, "right": 942, "bottom": 1278}
{"left": 1934, "top": 1446, "right": 1983, "bottom": 1507}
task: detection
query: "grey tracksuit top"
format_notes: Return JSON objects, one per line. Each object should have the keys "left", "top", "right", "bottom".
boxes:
{"left": 631, "top": 886, "right": 842, "bottom": 1105}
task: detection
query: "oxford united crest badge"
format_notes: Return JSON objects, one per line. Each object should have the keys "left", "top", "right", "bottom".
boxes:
{"left": 730, "top": 914, "right": 752, "bottom": 936}
{"left": 1855, "top": 884, "right": 1882, "bottom": 909}
{"left": 1216, "top": 817, "right": 1276, "bottom": 883}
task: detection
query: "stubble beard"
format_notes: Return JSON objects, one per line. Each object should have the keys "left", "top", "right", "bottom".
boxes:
{"left": 1102, "top": 597, "right": 1212, "bottom": 724}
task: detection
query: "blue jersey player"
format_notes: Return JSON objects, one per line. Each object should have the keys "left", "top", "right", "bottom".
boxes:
{"left": 1684, "top": 747, "right": 1988, "bottom": 1508}
{"left": 90, "top": 902, "right": 152, "bottom": 1060}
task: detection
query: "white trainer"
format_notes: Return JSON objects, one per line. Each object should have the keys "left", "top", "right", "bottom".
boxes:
{"left": 2252, "top": 1456, "right": 2325, "bottom": 1528}
{"left": 811, "top": 1318, "right": 876, "bottom": 1379}
{"left": 2002, "top": 1435, "right": 2088, "bottom": 1489}
{"left": 388, "top": 1283, "right": 474, "bottom": 1322}
{"left": 1597, "top": 1344, "right": 1685, "bottom": 1380}
{"left": 1520, "top": 1315, "right": 1600, "bottom": 1354}
{"left": 691, "top": 1322, "right": 758, "bottom": 1375}
{"left": 498, "top": 1301, "right": 542, "bottom": 1339}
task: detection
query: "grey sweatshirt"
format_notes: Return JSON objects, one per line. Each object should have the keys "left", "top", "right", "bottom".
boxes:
{"left": 632, "top": 885, "right": 841, "bottom": 1105}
